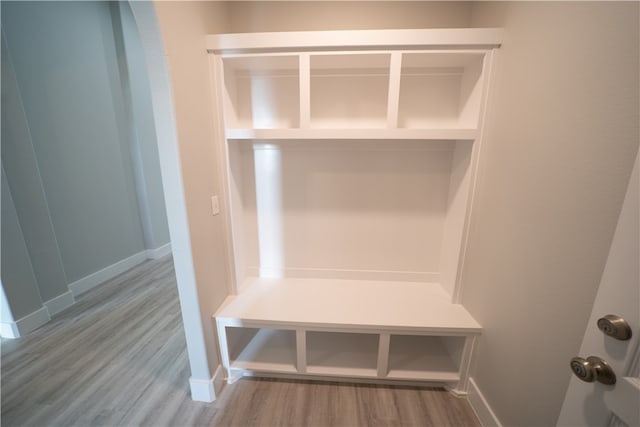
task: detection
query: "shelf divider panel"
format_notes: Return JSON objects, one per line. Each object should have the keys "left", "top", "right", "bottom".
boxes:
{"left": 377, "top": 333, "right": 391, "bottom": 377}
{"left": 296, "top": 329, "right": 307, "bottom": 373}
{"left": 387, "top": 52, "right": 402, "bottom": 128}
{"left": 299, "top": 54, "right": 310, "bottom": 128}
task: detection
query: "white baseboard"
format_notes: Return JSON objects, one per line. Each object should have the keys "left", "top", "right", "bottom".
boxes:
{"left": 189, "top": 373, "right": 219, "bottom": 402}
{"left": 14, "top": 306, "right": 51, "bottom": 337}
{"left": 44, "top": 291, "right": 75, "bottom": 317}
{"left": 69, "top": 251, "right": 148, "bottom": 297}
{"left": 1, "top": 248, "right": 171, "bottom": 339}
{"left": 1, "top": 293, "right": 73, "bottom": 338}
{"left": 468, "top": 378, "right": 502, "bottom": 427}
{"left": 0, "top": 321, "right": 20, "bottom": 338}
{"left": 67, "top": 244, "right": 171, "bottom": 298}
{"left": 146, "top": 242, "right": 172, "bottom": 259}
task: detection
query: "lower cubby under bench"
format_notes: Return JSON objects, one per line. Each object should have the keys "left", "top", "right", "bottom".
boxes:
{"left": 213, "top": 277, "right": 482, "bottom": 395}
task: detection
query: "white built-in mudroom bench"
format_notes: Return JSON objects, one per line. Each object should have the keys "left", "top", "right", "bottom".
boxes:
{"left": 208, "top": 28, "right": 502, "bottom": 395}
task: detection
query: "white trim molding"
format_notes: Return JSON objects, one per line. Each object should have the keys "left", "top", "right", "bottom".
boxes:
{"left": 68, "top": 244, "right": 171, "bottom": 297}
{"left": 189, "top": 372, "right": 220, "bottom": 403}
{"left": 0, "top": 321, "right": 20, "bottom": 339}
{"left": 146, "top": 242, "right": 172, "bottom": 259}
{"left": 69, "top": 251, "right": 148, "bottom": 297}
{"left": 207, "top": 28, "right": 503, "bottom": 53}
{"left": 44, "top": 291, "right": 75, "bottom": 317}
{"left": 468, "top": 378, "right": 502, "bottom": 427}
{"left": 1, "top": 247, "right": 173, "bottom": 339}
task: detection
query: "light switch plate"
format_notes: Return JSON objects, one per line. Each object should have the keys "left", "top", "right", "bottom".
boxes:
{"left": 211, "top": 196, "right": 220, "bottom": 215}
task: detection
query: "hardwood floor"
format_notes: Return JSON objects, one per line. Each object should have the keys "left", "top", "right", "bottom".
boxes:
{"left": 212, "top": 378, "right": 481, "bottom": 427}
{"left": 1, "top": 256, "right": 481, "bottom": 426}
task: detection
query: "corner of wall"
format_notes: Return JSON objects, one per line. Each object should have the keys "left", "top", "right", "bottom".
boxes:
{"left": 468, "top": 378, "right": 503, "bottom": 427}
{"left": 14, "top": 306, "right": 50, "bottom": 337}
{"left": 43, "top": 291, "right": 75, "bottom": 317}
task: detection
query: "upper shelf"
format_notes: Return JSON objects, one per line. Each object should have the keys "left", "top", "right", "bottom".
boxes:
{"left": 212, "top": 29, "right": 500, "bottom": 139}
{"left": 206, "top": 28, "right": 504, "bottom": 53}
{"left": 225, "top": 128, "right": 477, "bottom": 141}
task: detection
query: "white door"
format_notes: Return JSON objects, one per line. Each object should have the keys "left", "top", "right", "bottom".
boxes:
{"left": 557, "top": 152, "right": 639, "bottom": 427}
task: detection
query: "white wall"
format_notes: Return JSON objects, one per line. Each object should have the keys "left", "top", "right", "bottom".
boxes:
{"left": 235, "top": 142, "right": 453, "bottom": 281}
{"left": 558, "top": 151, "right": 639, "bottom": 427}
{"left": 1, "top": 168, "right": 44, "bottom": 321}
{"left": 226, "top": 1, "right": 471, "bottom": 32}
{"left": 463, "top": 2, "right": 639, "bottom": 426}
{"left": 115, "top": 2, "right": 171, "bottom": 251}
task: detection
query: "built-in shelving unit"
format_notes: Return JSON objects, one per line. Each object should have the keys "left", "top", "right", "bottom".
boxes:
{"left": 208, "top": 28, "right": 501, "bottom": 394}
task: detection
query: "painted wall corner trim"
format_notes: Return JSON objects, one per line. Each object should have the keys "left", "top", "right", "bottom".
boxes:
{"left": 44, "top": 291, "right": 75, "bottom": 317}
{"left": 146, "top": 242, "right": 172, "bottom": 260}
{"left": 0, "top": 322, "right": 21, "bottom": 338}
{"left": 69, "top": 251, "right": 148, "bottom": 297}
{"left": 14, "top": 306, "right": 51, "bottom": 337}
{"left": 189, "top": 370, "right": 222, "bottom": 403}
{"left": 468, "top": 378, "right": 502, "bottom": 427}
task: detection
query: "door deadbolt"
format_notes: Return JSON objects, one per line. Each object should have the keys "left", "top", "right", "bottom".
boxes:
{"left": 597, "top": 314, "right": 632, "bottom": 340}
{"left": 570, "top": 356, "right": 616, "bottom": 385}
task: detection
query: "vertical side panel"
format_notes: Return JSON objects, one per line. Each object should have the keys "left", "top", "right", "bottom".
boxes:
{"left": 377, "top": 333, "right": 390, "bottom": 377}
{"left": 452, "top": 49, "right": 499, "bottom": 303}
{"left": 296, "top": 329, "right": 307, "bottom": 373}
{"left": 386, "top": 52, "right": 402, "bottom": 128}
{"left": 299, "top": 54, "right": 310, "bottom": 129}
{"left": 216, "top": 321, "right": 232, "bottom": 378}
{"left": 210, "top": 54, "right": 241, "bottom": 293}
{"left": 439, "top": 140, "right": 473, "bottom": 300}
{"left": 454, "top": 334, "right": 477, "bottom": 395}
{"left": 220, "top": 57, "right": 238, "bottom": 128}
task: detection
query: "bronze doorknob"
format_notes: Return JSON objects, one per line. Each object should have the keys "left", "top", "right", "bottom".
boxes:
{"left": 570, "top": 356, "right": 616, "bottom": 385}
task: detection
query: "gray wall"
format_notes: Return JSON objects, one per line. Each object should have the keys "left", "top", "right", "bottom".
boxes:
{"left": 2, "top": 1, "right": 146, "bottom": 283}
{"left": 1, "top": 168, "right": 44, "bottom": 321}
{"left": 1, "top": 1, "right": 169, "bottom": 327}
{"left": 1, "top": 32, "right": 69, "bottom": 303}
{"left": 463, "top": 2, "right": 639, "bottom": 426}
{"left": 115, "top": 2, "right": 170, "bottom": 250}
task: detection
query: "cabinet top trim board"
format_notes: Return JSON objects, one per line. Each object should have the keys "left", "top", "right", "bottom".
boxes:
{"left": 206, "top": 28, "right": 504, "bottom": 53}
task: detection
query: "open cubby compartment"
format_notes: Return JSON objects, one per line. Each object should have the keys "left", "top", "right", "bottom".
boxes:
{"left": 310, "top": 53, "right": 390, "bottom": 129}
{"left": 398, "top": 52, "right": 486, "bottom": 130}
{"left": 226, "top": 139, "right": 475, "bottom": 301}
{"left": 386, "top": 334, "right": 466, "bottom": 381}
{"left": 306, "top": 331, "right": 379, "bottom": 377}
{"left": 225, "top": 326, "right": 298, "bottom": 373}
{"left": 222, "top": 55, "right": 300, "bottom": 129}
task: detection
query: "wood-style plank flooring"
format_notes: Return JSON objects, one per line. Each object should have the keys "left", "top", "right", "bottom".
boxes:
{"left": 1, "top": 256, "right": 481, "bottom": 426}
{"left": 213, "top": 378, "right": 481, "bottom": 427}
